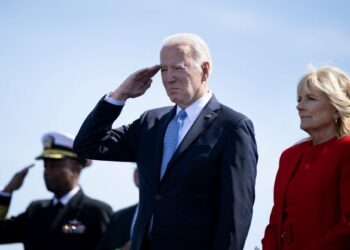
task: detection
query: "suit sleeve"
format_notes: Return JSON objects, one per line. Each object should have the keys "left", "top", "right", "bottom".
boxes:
{"left": 0, "top": 194, "right": 10, "bottom": 220}
{"left": 305, "top": 149, "right": 350, "bottom": 250}
{"left": 213, "top": 118, "right": 258, "bottom": 250}
{"left": 73, "top": 97, "right": 142, "bottom": 162}
{"left": 0, "top": 195, "right": 26, "bottom": 244}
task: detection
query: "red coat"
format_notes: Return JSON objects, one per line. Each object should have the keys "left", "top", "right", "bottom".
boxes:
{"left": 262, "top": 136, "right": 350, "bottom": 250}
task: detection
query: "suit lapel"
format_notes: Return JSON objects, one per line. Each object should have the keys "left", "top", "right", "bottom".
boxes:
{"left": 161, "top": 96, "right": 220, "bottom": 182}
{"left": 171, "top": 107, "right": 218, "bottom": 164}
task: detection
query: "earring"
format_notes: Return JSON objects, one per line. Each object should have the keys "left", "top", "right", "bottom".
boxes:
{"left": 334, "top": 117, "right": 339, "bottom": 124}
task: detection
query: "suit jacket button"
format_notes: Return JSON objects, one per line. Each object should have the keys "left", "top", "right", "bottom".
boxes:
{"left": 155, "top": 194, "right": 162, "bottom": 201}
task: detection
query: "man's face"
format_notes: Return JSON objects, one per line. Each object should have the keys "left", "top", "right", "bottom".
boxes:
{"left": 160, "top": 44, "right": 206, "bottom": 109}
{"left": 43, "top": 158, "right": 79, "bottom": 195}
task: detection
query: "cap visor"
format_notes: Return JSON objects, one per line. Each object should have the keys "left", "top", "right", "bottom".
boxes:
{"left": 35, "top": 153, "right": 66, "bottom": 160}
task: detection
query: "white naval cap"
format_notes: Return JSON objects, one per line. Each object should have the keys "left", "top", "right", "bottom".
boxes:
{"left": 36, "top": 131, "right": 92, "bottom": 167}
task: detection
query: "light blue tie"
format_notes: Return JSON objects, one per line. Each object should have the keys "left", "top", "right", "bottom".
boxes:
{"left": 160, "top": 110, "right": 187, "bottom": 179}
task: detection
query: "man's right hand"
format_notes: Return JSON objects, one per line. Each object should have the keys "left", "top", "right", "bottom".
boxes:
{"left": 3, "top": 164, "right": 34, "bottom": 193}
{"left": 110, "top": 65, "right": 160, "bottom": 101}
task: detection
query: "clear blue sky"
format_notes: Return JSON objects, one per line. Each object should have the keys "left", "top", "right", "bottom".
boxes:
{"left": 1, "top": 1, "right": 349, "bottom": 249}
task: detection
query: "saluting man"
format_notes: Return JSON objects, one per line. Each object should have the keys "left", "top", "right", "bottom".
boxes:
{"left": 74, "top": 33, "right": 258, "bottom": 250}
{"left": 0, "top": 131, "right": 113, "bottom": 250}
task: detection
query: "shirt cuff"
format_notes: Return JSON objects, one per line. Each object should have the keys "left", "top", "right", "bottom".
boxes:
{"left": 104, "top": 94, "right": 126, "bottom": 106}
{"left": 0, "top": 191, "right": 12, "bottom": 197}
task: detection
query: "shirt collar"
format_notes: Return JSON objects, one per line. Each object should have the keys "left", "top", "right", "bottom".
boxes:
{"left": 53, "top": 185, "right": 80, "bottom": 206}
{"left": 176, "top": 90, "right": 213, "bottom": 122}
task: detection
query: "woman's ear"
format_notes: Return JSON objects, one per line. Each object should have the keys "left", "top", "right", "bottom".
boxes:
{"left": 333, "top": 109, "right": 340, "bottom": 123}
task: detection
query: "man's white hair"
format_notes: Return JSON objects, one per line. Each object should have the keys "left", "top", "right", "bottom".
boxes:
{"left": 162, "top": 33, "right": 212, "bottom": 74}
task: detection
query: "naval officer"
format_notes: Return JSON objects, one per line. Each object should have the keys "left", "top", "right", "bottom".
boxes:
{"left": 0, "top": 131, "right": 113, "bottom": 250}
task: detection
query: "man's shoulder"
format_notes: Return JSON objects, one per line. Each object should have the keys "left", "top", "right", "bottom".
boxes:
{"left": 217, "top": 103, "right": 253, "bottom": 126}
{"left": 78, "top": 193, "right": 112, "bottom": 211}
{"left": 113, "top": 204, "right": 137, "bottom": 217}
{"left": 72, "top": 192, "right": 113, "bottom": 215}
{"left": 146, "top": 106, "right": 173, "bottom": 115}
{"left": 111, "top": 203, "right": 137, "bottom": 221}
{"left": 26, "top": 199, "right": 52, "bottom": 213}
{"left": 29, "top": 199, "right": 51, "bottom": 207}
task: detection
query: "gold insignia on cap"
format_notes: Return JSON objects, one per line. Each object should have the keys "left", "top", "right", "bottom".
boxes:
{"left": 43, "top": 136, "right": 54, "bottom": 149}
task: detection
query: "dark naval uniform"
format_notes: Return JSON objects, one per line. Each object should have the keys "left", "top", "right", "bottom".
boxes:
{"left": 0, "top": 189, "right": 112, "bottom": 250}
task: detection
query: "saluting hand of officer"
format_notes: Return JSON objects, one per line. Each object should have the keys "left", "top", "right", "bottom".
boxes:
{"left": 3, "top": 164, "right": 34, "bottom": 193}
{"left": 109, "top": 65, "right": 160, "bottom": 101}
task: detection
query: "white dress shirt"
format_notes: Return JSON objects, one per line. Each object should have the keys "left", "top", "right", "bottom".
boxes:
{"left": 52, "top": 185, "right": 80, "bottom": 206}
{"left": 175, "top": 91, "right": 212, "bottom": 145}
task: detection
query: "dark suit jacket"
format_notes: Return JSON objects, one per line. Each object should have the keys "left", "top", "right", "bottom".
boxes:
{"left": 98, "top": 204, "right": 138, "bottom": 250}
{"left": 74, "top": 96, "right": 258, "bottom": 250}
{"left": 0, "top": 189, "right": 113, "bottom": 250}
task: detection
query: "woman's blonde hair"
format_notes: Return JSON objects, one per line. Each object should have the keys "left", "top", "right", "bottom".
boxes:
{"left": 297, "top": 66, "right": 350, "bottom": 136}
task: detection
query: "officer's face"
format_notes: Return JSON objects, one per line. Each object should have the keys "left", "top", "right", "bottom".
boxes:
{"left": 43, "top": 158, "right": 79, "bottom": 197}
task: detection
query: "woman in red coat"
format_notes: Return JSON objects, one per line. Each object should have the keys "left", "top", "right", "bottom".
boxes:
{"left": 262, "top": 66, "right": 350, "bottom": 250}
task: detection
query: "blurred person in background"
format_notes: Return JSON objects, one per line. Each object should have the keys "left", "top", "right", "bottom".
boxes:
{"left": 98, "top": 167, "right": 139, "bottom": 250}
{"left": 0, "top": 131, "right": 113, "bottom": 250}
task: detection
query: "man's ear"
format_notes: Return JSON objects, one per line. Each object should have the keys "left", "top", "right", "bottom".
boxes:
{"left": 69, "top": 159, "right": 83, "bottom": 176}
{"left": 201, "top": 62, "right": 210, "bottom": 81}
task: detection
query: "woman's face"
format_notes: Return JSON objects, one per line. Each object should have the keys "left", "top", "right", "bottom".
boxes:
{"left": 296, "top": 85, "right": 338, "bottom": 138}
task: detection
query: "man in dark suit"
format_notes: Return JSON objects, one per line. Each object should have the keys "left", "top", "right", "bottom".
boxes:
{"left": 97, "top": 168, "right": 139, "bottom": 250}
{"left": 98, "top": 204, "right": 137, "bottom": 250}
{"left": 0, "top": 131, "right": 113, "bottom": 250}
{"left": 74, "top": 33, "right": 258, "bottom": 250}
